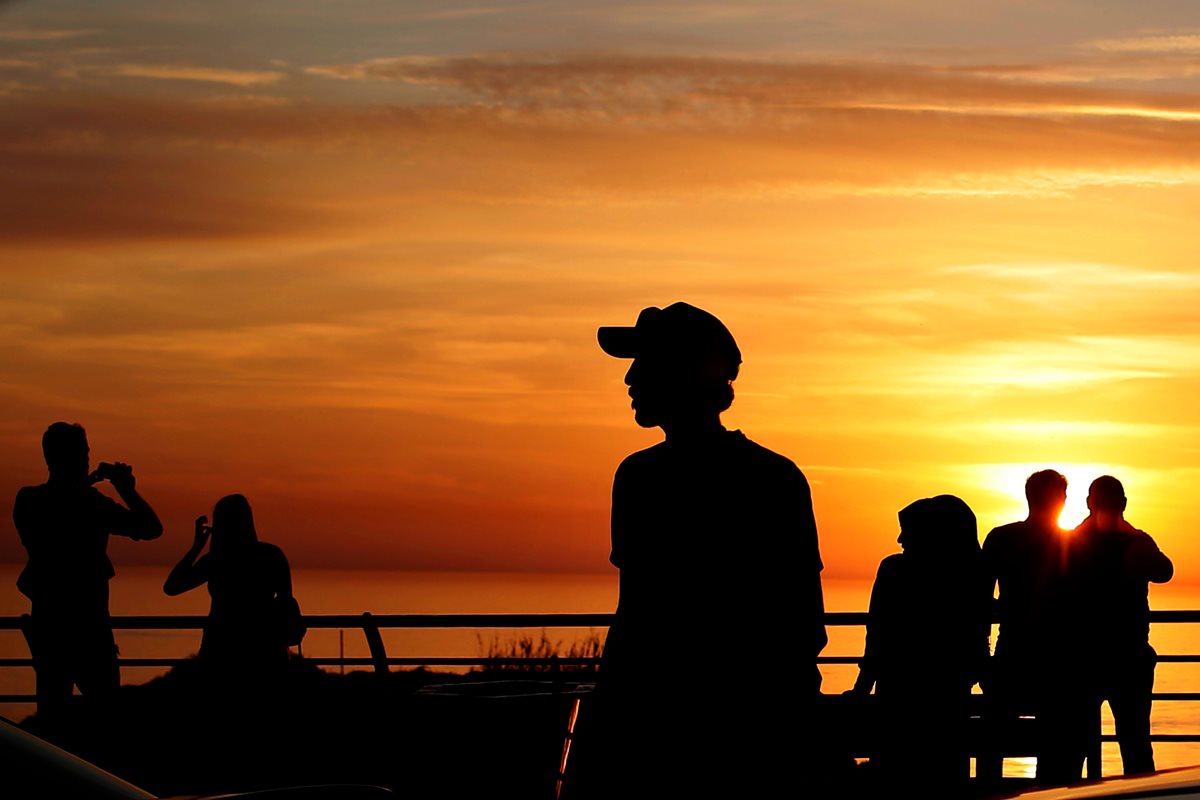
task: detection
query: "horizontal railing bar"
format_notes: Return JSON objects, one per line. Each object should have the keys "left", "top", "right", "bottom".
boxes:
{"left": 1, "top": 655, "right": 1191, "bottom": 669}
{"left": 0, "top": 614, "right": 617, "bottom": 630}
{"left": 0, "top": 657, "right": 602, "bottom": 668}
{"left": 6, "top": 610, "right": 1200, "bottom": 632}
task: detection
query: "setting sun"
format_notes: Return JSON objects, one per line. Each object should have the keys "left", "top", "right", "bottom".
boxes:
{"left": 975, "top": 462, "right": 1132, "bottom": 531}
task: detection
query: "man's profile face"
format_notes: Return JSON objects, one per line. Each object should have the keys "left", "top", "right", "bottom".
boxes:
{"left": 624, "top": 355, "right": 704, "bottom": 429}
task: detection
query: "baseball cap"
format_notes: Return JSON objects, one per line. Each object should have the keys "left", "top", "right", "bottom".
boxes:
{"left": 597, "top": 302, "right": 742, "bottom": 380}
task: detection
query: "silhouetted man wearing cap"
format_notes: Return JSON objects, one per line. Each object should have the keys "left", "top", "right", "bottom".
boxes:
{"left": 13, "top": 422, "right": 163, "bottom": 715}
{"left": 579, "top": 302, "right": 826, "bottom": 798}
{"left": 1054, "top": 476, "right": 1172, "bottom": 779}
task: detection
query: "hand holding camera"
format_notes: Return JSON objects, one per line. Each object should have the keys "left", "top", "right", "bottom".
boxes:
{"left": 89, "top": 461, "right": 136, "bottom": 493}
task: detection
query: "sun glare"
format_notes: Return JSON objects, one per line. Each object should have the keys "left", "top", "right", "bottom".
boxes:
{"left": 979, "top": 462, "right": 1128, "bottom": 531}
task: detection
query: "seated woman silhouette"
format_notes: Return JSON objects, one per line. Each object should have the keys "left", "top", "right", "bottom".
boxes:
{"left": 164, "top": 494, "right": 296, "bottom": 677}
{"left": 851, "top": 494, "right": 991, "bottom": 792}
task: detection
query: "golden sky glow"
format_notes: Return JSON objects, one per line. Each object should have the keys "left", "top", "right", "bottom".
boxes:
{"left": 3, "top": 2, "right": 1200, "bottom": 580}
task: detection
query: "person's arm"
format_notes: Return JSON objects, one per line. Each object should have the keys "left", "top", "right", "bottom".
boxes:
{"left": 972, "top": 559, "right": 995, "bottom": 689}
{"left": 12, "top": 487, "right": 37, "bottom": 553}
{"left": 103, "top": 463, "right": 163, "bottom": 541}
{"left": 272, "top": 544, "right": 294, "bottom": 600}
{"left": 853, "top": 557, "right": 895, "bottom": 696}
{"left": 1125, "top": 529, "right": 1173, "bottom": 584}
{"left": 794, "top": 468, "right": 828, "bottom": 668}
{"left": 978, "top": 531, "right": 1001, "bottom": 689}
{"left": 163, "top": 517, "right": 211, "bottom": 596}
{"left": 609, "top": 459, "right": 634, "bottom": 571}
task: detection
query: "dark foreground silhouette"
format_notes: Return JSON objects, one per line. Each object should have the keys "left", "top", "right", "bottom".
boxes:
{"left": 164, "top": 493, "right": 302, "bottom": 679}
{"left": 19, "top": 659, "right": 579, "bottom": 800}
{"left": 980, "top": 468, "right": 1069, "bottom": 783}
{"left": 1043, "top": 476, "right": 1174, "bottom": 781}
{"left": 852, "top": 494, "right": 990, "bottom": 795}
{"left": 13, "top": 422, "right": 162, "bottom": 717}
{"left": 7, "top": 355, "right": 1182, "bottom": 796}
{"left": 569, "top": 302, "right": 828, "bottom": 798}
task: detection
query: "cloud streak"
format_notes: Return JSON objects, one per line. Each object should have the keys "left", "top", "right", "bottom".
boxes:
{"left": 0, "top": 28, "right": 97, "bottom": 42}
{"left": 107, "top": 64, "right": 286, "bottom": 86}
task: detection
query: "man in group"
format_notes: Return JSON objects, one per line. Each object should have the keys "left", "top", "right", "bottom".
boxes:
{"left": 580, "top": 302, "right": 826, "bottom": 797}
{"left": 1063, "top": 476, "right": 1173, "bottom": 777}
{"left": 13, "top": 422, "right": 163, "bottom": 715}
{"left": 980, "top": 469, "right": 1070, "bottom": 782}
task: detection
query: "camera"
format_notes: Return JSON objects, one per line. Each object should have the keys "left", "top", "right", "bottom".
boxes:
{"left": 89, "top": 462, "right": 131, "bottom": 485}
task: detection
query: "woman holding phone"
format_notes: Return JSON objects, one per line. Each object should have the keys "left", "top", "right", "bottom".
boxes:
{"left": 164, "top": 493, "right": 298, "bottom": 677}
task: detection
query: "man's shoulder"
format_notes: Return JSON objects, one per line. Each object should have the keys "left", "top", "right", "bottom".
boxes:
{"left": 728, "top": 431, "right": 808, "bottom": 481}
{"left": 16, "top": 482, "right": 121, "bottom": 515}
{"left": 615, "top": 442, "right": 670, "bottom": 472}
{"left": 985, "top": 520, "right": 1029, "bottom": 541}
{"left": 14, "top": 483, "right": 50, "bottom": 511}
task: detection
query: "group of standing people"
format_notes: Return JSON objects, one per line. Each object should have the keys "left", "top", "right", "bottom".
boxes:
{"left": 13, "top": 422, "right": 298, "bottom": 716}
{"left": 10, "top": 304, "right": 1177, "bottom": 798}
{"left": 984, "top": 470, "right": 1173, "bottom": 783}
{"left": 585, "top": 301, "right": 1173, "bottom": 797}
{"left": 851, "top": 469, "right": 1172, "bottom": 793}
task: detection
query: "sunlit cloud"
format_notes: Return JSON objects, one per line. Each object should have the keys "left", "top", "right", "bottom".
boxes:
{"left": 0, "top": 28, "right": 97, "bottom": 42}
{"left": 5, "top": 5, "right": 1200, "bottom": 577}
{"left": 945, "top": 262, "right": 1200, "bottom": 289}
{"left": 957, "top": 419, "right": 1179, "bottom": 439}
{"left": 107, "top": 64, "right": 286, "bottom": 87}
{"left": 1090, "top": 34, "right": 1200, "bottom": 53}
{"left": 830, "top": 168, "right": 1200, "bottom": 198}
{"left": 967, "top": 461, "right": 1134, "bottom": 528}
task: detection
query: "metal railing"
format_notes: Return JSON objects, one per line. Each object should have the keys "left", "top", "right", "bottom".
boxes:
{"left": 3, "top": 609, "right": 1200, "bottom": 727}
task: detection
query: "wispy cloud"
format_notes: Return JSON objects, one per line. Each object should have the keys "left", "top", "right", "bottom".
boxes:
{"left": 1090, "top": 33, "right": 1200, "bottom": 53}
{"left": 0, "top": 28, "right": 97, "bottom": 42}
{"left": 108, "top": 64, "right": 286, "bottom": 87}
{"left": 302, "top": 53, "right": 1200, "bottom": 122}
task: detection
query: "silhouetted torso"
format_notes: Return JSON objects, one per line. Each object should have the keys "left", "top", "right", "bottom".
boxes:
{"left": 1068, "top": 521, "right": 1171, "bottom": 657}
{"left": 983, "top": 520, "right": 1066, "bottom": 667}
{"left": 194, "top": 542, "right": 292, "bottom": 668}
{"left": 601, "top": 428, "right": 821, "bottom": 692}
{"left": 13, "top": 481, "right": 133, "bottom": 617}
{"left": 860, "top": 551, "right": 989, "bottom": 696}
{"left": 1049, "top": 517, "right": 1173, "bottom": 778}
{"left": 584, "top": 428, "right": 821, "bottom": 797}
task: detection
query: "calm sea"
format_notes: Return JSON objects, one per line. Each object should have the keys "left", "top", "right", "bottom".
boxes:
{"left": 2, "top": 565, "right": 1199, "bottom": 779}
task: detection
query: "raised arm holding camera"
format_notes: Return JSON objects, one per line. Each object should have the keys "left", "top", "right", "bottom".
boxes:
{"left": 12, "top": 422, "right": 163, "bottom": 717}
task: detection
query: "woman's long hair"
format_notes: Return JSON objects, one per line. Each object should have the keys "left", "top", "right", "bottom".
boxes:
{"left": 210, "top": 493, "right": 258, "bottom": 557}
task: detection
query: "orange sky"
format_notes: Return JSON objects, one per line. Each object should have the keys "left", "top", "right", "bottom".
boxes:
{"left": 3, "top": 2, "right": 1200, "bottom": 581}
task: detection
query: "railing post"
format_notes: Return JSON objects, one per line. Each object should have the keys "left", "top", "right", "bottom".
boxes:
{"left": 18, "top": 614, "right": 34, "bottom": 656}
{"left": 361, "top": 612, "right": 390, "bottom": 675}
{"left": 1086, "top": 702, "right": 1103, "bottom": 780}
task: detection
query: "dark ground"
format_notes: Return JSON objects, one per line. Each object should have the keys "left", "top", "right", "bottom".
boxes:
{"left": 21, "top": 659, "right": 581, "bottom": 799}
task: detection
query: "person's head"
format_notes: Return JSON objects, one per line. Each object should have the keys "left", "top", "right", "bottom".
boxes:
{"left": 211, "top": 493, "right": 258, "bottom": 555}
{"left": 42, "top": 422, "right": 89, "bottom": 481}
{"left": 897, "top": 494, "right": 979, "bottom": 559}
{"left": 1087, "top": 475, "right": 1127, "bottom": 517}
{"left": 598, "top": 302, "right": 741, "bottom": 429}
{"left": 1025, "top": 469, "right": 1068, "bottom": 522}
